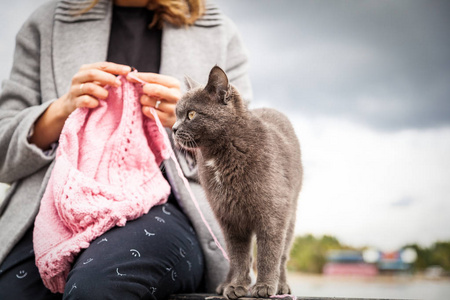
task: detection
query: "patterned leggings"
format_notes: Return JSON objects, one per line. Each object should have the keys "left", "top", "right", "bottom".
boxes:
{"left": 0, "top": 203, "right": 204, "bottom": 299}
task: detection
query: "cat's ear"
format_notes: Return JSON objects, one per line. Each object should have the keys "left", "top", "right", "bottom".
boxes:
{"left": 205, "top": 65, "right": 231, "bottom": 104}
{"left": 185, "top": 75, "right": 201, "bottom": 90}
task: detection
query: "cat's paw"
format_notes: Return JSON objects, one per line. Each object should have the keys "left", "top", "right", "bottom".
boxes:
{"left": 223, "top": 284, "right": 248, "bottom": 299}
{"left": 252, "top": 283, "right": 277, "bottom": 298}
{"left": 277, "top": 282, "right": 291, "bottom": 294}
{"left": 216, "top": 282, "right": 227, "bottom": 295}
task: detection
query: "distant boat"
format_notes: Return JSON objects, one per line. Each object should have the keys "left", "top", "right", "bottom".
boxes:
{"left": 323, "top": 248, "right": 417, "bottom": 276}
{"left": 323, "top": 250, "right": 378, "bottom": 276}
{"left": 327, "top": 250, "right": 365, "bottom": 263}
{"left": 323, "top": 262, "right": 379, "bottom": 276}
{"left": 377, "top": 249, "right": 416, "bottom": 273}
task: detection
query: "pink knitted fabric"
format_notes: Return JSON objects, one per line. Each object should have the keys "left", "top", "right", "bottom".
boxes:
{"left": 33, "top": 76, "right": 171, "bottom": 293}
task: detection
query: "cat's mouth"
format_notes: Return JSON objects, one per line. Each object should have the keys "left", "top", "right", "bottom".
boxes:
{"left": 173, "top": 132, "right": 199, "bottom": 150}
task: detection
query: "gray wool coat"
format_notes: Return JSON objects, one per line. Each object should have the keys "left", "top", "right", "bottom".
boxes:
{"left": 0, "top": 0, "right": 252, "bottom": 292}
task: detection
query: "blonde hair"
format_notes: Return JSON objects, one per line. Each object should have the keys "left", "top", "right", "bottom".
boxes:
{"left": 80, "top": 0, "right": 205, "bottom": 27}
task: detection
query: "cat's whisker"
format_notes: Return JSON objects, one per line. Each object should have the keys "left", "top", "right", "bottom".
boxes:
{"left": 182, "top": 132, "right": 198, "bottom": 150}
{"left": 173, "top": 132, "right": 200, "bottom": 165}
{"left": 188, "top": 137, "right": 198, "bottom": 150}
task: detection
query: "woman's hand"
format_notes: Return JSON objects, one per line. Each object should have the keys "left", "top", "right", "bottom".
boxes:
{"left": 127, "top": 72, "right": 181, "bottom": 128}
{"left": 62, "top": 62, "right": 132, "bottom": 115}
{"left": 29, "top": 62, "right": 131, "bottom": 150}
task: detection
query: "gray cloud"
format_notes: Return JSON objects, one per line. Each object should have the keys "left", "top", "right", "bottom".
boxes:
{"left": 391, "top": 196, "right": 415, "bottom": 208}
{"left": 2, "top": 1, "right": 449, "bottom": 131}
{"left": 217, "top": 0, "right": 450, "bottom": 131}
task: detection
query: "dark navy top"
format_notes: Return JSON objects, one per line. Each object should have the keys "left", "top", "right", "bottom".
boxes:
{"left": 107, "top": 5, "right": 162, "bottom": 73}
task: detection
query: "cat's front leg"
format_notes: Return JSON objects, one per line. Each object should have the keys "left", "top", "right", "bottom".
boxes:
{"left": 252, "top": 228, "right": 285, "bottom": 298}
{"left": 277, "top": 210, "right": 296, "bottom": 294}
{"left": 221, "top": 231, "right": 253, "bottom": 299}
{"left": 277, "top": 254, "right": 292, "bottom": 294}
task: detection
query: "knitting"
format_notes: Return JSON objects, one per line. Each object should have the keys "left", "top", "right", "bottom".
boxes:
{"left": 33, "top": 76, "right": 171, "bottom": 293}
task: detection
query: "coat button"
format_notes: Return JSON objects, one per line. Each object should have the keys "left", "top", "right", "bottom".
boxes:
{"left": 208, "top": 239, "right": 217, "bottom": 250}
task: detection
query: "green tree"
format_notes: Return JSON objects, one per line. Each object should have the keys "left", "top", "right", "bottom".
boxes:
{"left": 402, "top": 243, "right": 431, "bottom": 271}
{"left": 288, "top": 234, "right": 347, "bottom": 273}
{"left": 403, "top": 241, "right": 450, "bottom": 272}
{"left": 288, "top": 235, "right": 450, "bottom": 274}
{"left": 430, "top": 241, "right": 450, "bottom": 271}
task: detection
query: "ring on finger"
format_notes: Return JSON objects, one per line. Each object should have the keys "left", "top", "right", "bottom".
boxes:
{"left": 155, "top": 100, "right": 162, "bottom": 109}
{"left": 79, "top": 83, "right": 85, "bottom": 94}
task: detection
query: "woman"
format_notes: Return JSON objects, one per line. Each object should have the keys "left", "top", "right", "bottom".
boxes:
{"left": 0, "top": 0, "right": 252, "bottom": 298}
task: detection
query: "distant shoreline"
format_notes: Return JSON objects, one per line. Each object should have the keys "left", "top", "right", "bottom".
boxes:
{"left": 288, "top": 270, "right": 450, "bottom": 282}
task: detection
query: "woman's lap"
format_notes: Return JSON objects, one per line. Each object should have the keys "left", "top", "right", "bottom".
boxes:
{"left": 0, "top": 203, "right": 204, "bottom": 300}
{"left": 0, "top": 223, "right": 61, "bottom": 300}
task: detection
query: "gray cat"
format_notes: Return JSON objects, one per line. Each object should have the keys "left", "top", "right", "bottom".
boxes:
{"left": 172, "top": 66, "right": 302, "bottom": 299}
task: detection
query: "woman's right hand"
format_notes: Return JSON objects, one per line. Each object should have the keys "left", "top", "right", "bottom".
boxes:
{"left": 29, "top": 62, "right": 131, "bottom": 150}
{"left": 62, "top": 62, "right": 132, "bottom": 116}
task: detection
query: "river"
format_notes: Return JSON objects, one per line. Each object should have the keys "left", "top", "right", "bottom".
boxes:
{"left": 288, "top": 272, "right": 450, "bottom": 300}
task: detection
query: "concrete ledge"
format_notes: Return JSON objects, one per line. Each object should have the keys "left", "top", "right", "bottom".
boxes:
{"left": 168, "top": 293, "right": 412, "bottom": 300}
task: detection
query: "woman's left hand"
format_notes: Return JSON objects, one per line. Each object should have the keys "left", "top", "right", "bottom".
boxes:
{"left": 127, "top": 72, "right": 181, "bottom": 128}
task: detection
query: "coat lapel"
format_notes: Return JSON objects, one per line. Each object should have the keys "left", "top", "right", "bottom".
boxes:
{"left": 52, "top": 0, "right": 112, "bottom": 97}
{"left": 51, "top": 0, "right": 222, "bottom": 97}
{"left": 159, "top": 1, "right": 223, "bottom": 92}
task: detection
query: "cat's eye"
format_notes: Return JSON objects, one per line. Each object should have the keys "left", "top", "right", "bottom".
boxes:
{"left": 188, "top": 111, "right": 197, "bottom": 120}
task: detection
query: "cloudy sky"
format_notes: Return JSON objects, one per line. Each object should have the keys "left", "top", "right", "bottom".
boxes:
{"left": 1, "top": 0, "right": 450, "bottom": 251}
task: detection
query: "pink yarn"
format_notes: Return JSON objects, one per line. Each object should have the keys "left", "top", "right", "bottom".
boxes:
{"left": 33, "top": 76, "right": 171, "bottom": 293}
{"left": 129, "top": 72, "right": 230, "bottom": 262}
{"left": 149, "top": 107, "right": 230, "bottom": 262}
{"left": 270, "top": 294, "right": 296, "bottom": 300}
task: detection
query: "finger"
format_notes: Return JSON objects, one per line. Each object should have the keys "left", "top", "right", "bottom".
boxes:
{"left": 140, "top": 94, "right": 161, "bottom": 107}
{"left": 140, "top": 95, "right": 176, "bottom": 114}
{"left": 74, "top": 82, "right": 109, "bottom": 100}
{"left": 140, "top": 94, "right": 153, "bottom": 106}
{"left": 73, "top": 69, "right": 122, "bottom": 87}
{"left": 142, "top": 83, "right": 181, "bottom": 103}
{"left": 75, "top": 95, "right": 100, "bottom": 109}
{"left": 127, "top": 72, "right": 180, "bottom": 89}
{"left": 80, "top": 62, "right": 131, "bottom": 76}
{"left": 142, "top": 106, "right": 176, "bottom": 128}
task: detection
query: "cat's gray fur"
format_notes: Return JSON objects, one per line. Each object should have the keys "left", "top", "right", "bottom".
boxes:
{"left": 172, "top": 66, "right": 302, "bottom": 299}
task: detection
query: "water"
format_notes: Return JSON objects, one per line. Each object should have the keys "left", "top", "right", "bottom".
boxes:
{"left": 288, "top": 272, "right": 450, "bottom": 300}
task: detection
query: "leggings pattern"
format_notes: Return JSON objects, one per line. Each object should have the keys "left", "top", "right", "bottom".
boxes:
{"left": 0, "top": 203, "right": 204, "bottom": 300}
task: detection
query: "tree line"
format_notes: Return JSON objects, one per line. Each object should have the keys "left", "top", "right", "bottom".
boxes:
{"left": 287, "top": 234, "right": 450, "bottom": 274}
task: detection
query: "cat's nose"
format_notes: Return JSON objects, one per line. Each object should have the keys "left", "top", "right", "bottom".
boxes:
{"left": 172, "top": 120, "right": 181, "bottom": 134}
